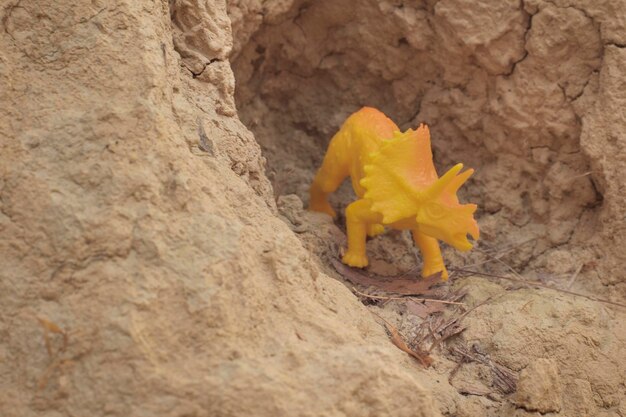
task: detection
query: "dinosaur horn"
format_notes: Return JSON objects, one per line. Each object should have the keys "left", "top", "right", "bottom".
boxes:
{"left": 426, "top": 163, "right": 464, "bottom": 198}
{"left": 446, "top": 168, "right": 474, "bottom": 194}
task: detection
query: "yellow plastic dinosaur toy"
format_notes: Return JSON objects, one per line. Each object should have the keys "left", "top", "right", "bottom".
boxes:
{"left": 309, "top": 107, "right": 479, "bottom": 280}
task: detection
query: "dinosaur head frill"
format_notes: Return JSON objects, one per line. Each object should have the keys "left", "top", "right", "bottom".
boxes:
{"left": 360, "top": 124, "right": 480, "bottom": 251}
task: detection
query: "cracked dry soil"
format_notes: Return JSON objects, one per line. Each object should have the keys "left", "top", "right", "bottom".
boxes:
{"left": 231, "top": 0, "right": 626, "bottom": 416}
{"left": 1, "top": 0, "right": 626, "bottom": 416}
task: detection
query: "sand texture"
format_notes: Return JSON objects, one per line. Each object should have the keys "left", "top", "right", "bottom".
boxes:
{"left": 1, "top": 0, "right": 625, "bottom": 416}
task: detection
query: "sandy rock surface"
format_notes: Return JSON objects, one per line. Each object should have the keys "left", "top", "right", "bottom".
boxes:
{"left": 0, "top": 1, "right": 438, "bottom": 416}
{"left": 231, "top": 0, "right": 626, "bottom": 415}
{"left": 232, "top": 0, "right": 626, "bottom": 290}
{"left": 513, "top": 358, "right": 562, "bottom": 413}
{"left": 1, "top": 0, "right": 625, "bottom": 416}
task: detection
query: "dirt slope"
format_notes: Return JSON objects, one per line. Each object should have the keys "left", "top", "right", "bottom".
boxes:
{"left": 0, "top": 1, "right": 438, "bottom": 416}
{"left": 1, "top": 0, "right": 625, "bottom": 416}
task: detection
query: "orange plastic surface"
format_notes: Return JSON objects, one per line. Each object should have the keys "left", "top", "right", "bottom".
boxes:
{"left": 309, "top": 107, "right": 479, "bottom": 280}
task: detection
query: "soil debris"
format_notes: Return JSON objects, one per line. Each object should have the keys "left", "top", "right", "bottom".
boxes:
{"left": 373, "top": 313, "right": 433, "bottom": 367}
{"left": 331, "top": 258, "right": 443, "bottom": 295}
{"left": 452, "top": 268, "right": 626, "bottom": 309}
{"left": 450, "top": 344, "right": 518, "bottom": 396}
{"left": 406, "top": 299, "right": 448, "bottom": 318}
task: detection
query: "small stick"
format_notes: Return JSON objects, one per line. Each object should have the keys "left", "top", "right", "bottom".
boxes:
{"left": 395, "top": 265, "right": 420, "bottom": 279}
{"left": 474, "top": 247, "right": 526, "bottom": 281}
{"left": 567, "top": 171, "right": 594, "bottom": 181}
{"left": 371, "top": 311, "right": 432, "bottom": 366}
{"left": 462, "top": 237, "right": 537, "bottom": 269}
{"left": 452, "top": 347, "right": 517, "bottom": 395}
{"left": 427, "top": 321, "right": 440, "bottom": 352}
{"left": 451, "top": 268, "right": 626, "bottom": 309}
{"left": 413, "top": 294, "right": 497, "bottom": 352}
{"left": 453, "top": 293, "right": 501, "bottom": 325}
{"left": 566, "top": 264, "right": 583, "bottom": 289}
{"left": 448, "top": 355, "right": 467, "bottom": 385}
{"left": 196, "top": 118, "right": 214, "bottom": 154}
{"left": 395, "top": 251, "right": 422, "bottom": 278}
{"left": 352, "top": 287, "right": 466, "bottom": 305}
{"left": 519, "top": 299, "right": 533, "bottom": 311}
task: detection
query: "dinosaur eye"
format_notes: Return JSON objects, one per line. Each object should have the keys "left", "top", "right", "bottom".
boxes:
{"left": 425, "top": 203, "right": 445, "bottom": 219}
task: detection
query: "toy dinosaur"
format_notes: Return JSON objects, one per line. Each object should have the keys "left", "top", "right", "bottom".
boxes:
{"left": 309, "top": 107, "right": 479, "bottom": 280}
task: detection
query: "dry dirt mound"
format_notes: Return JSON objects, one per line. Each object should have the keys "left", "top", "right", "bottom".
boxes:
{"left": 0, "top": 1, "right": 438, "bottom": 416}
{"left": 0, "top": 0, "right": 625, "bottom": 416}
{"left": 231, "top": 0, "right": 626, "bottom": 415}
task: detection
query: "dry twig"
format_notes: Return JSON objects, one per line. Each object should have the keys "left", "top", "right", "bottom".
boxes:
{"left": 406, "top": 299, "right": 447, "bottom": 318}
{"left": 333, "top": 259, "right": 443, "bottom": 295}
{"left": 451, "top": 268, "right": 626, "bottom": 309}
{"left": 37, "top": 317, "right": 68, "bottom": 358}
{"left": 451, "top": 344, "right": 517, "bottom": 395}
{"left": 462, "top": 238, "right": 537, "bottom": 269}
{"left": 566, "top": 264, "right": 583, "bottom": 289}
{"left": 36, "top": 317, "right": 70, "bottom": 390}
{"left": 410, "top": 293, "right": 503, "bottom": 355}
{"left": 371, "top": 312, "right": 432, "bottom": 367}
{"left": 352, "top": 287, "right": 465, "bottom": 305}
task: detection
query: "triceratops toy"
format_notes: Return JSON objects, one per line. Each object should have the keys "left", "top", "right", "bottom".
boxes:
{"left": 309, "top": 107, "right": 479, "bottom": 280}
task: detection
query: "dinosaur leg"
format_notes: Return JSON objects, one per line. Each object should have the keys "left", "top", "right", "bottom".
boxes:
{"left": 367, "top": 224, "right": 385, "bottom": 237}
{"left": 309, "top": 156, "right": 349, "bottom": 220}
{"left": 412, "top": 230, "right": 449, "bottom": 280}
{"left": 310, "top": 179, "right": 341, "bottom": 218}
{"left": 343, "top": 199, "right": 383, "bottom": 268}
